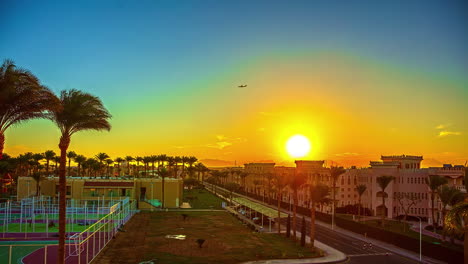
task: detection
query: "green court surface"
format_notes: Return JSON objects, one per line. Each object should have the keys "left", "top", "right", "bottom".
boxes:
{"left": 1, "top": 223, "right": 90, "bottom": 233}
{"left": 0, "top": 244, "right": 43, "bottom": 264}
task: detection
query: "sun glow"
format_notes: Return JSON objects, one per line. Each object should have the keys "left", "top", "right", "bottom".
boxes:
{"left": 286, "top": 134, "right": 311, "bottom": 158}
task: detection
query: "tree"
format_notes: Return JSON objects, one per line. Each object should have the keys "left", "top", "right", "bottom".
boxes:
{"left": 44, "top": 150, "right": 56, "bottom": 175}
{"left": 74, "top": 155, "right": 86, "bottom": 177}
{"left": 273, "top": 172, "right": 288, "bottom": 234}
{"left": 288, "top": 172, "right": 306, "bottom": 240}
{"left": 31, "top": 172, "right": 43, "bottom": 196}
{"left": 159, "top": 168, "right": 170, "bottom": 208}
{"left": 143, "top": 156, "right": 151, "bottom": 177}
{"left": 0, "top": 59, "right": 59, "bottom": 159}
{"left": 425, "top": 175, "right": 448, "bottom": 227}
{"left": 438, "top": 185, "right": 463, "bottom": 239}
{"left": 330, "top": 166, "right": 346, "bottom": 227}
{"left": 393, "top": 192, "right": 421, "bottom": 231}
{"left": 183, "top": 177, "right": 199, "bottom": 190}
{"left": 135, "top": 156, "right": 143, "bottom": 177}
{"left": 105, "top": 159, "right": 114, "bottom": 177}
{"left": 265, "top": 172, "right": 274, "bottom": 204}
{"left": 66, "top": 151, "right": 76, "bottom": 176}
{"left": 95, "top": 153, "right": 110, "bottom": 176}
{"left": 225, "top": 182, "right": 240, "bottom": 205}
{"left": 150, "top": 155, "right": 157, "bottom": 176}
{"left": 376, "top": 175, "right": 395, "bottom": 227}
{"left": 253, "top": 180, "right": 262, "bottom": 195}
{"left": 309, "top": 183, "right": 330, "bottom": 247}
{"left": 355, "top": 184, "right": 367, "bottom": 222}
{"left": 48, "top": 89, "right": 111, "bottom": 264}
{"left": 195, "top": 163, "right": 206, "bottom": 181}
{"left": 445, "top": 202, "right": 468, "bottom": 264}
{"left": 32, "top": 153, "right": 44, "bottom": 173}
{"left": 114, "top": 157, "right": 124, "bottom": 177}
{"left": 125, "top": 156, "right": 134, "bottom": 175}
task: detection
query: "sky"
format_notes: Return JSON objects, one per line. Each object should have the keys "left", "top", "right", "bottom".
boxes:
{"left": 1, "top": 0, "right": 467, "bottom": 167}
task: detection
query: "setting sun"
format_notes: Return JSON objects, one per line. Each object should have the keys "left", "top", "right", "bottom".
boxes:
{"left": 286, "top": 134, "right": 311, "bottom": 158}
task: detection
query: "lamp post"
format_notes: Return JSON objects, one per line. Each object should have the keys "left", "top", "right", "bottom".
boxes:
{"left": 414, "top": 216, "right": 422, "bottom": 261}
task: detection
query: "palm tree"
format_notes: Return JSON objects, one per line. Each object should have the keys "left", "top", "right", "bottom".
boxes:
{"left": 158, "top": 154, "right": 167, "bottom": 169}
{"left": 355, "top": 184, "right": 367, "bottom": 221}
{"left": 265, "top": 172, "right": 274, "bottom": 204}
{"left": 44, "top": 150, "right": 56, "bottom": 175}
{"left": 376, "top": 175, "right": 395, "bottom": 227}
{"left": 135, "top": 156, "right": 143, "bottom": 177}
{"left": 309, "top": 183, "right": 331, "bottom": 247}
{"left": 74, "top": 155, "right": 86, "bottom": 177}
{"left": 174, "top": 156, "right": 182, "bottom": 178}
{"left": 105, "top": 159, "right": 113, "bottom": 177}
{"left": 125, "top": 156, "right": 134, "bottom": 175}
{"left": 181, "top": 156, "right": 188, "bottom": 177}
{"left": 330, "top": 166, "right": 346, "bottom": 227}
{"left": 143, "top": 156, "right": 151, "bottom": 177}
{"left": 239, "top": 171, "right": 248, "bottom": 191}
{"left": 438, "top": 185, "right": 463, "bottom": 239}
{"left": 48, "top": 89, "right": 111, "bottom": 264}
{"left": 445, "top": 202, "right": 468, "bottom": 263}
{"left": 95, "top": 153, "right": 110, "bottom": 176}
{"left": 0, "top": 59, "right": 59, "bottom": 159}
{"left": 195, "top": 163, "right": 205, "bottom": 181}
{"left": 158, "top": 168, "right": 171, "bottom": 208}
{"left": 31, "top": 172, "right": 43, "bottom": 196}
{"left": 288, "top": 172, "right": 307, "bottom": 240}
{"left": 66, "top": 151, "right": 76, "bottom": 176}
{"left": 426, "top": 175, "right": 448, "bottom": 227}
{"left": 32, "top": 153, "right": 44, "bottom": 173}
{"left": 114, "top": 157, "right": 124, "bottom": 177}
{"left": 273, "top": 172, "right": 288, "bottom": 234}
{"left": 53, "top": 156, "right": 60, "bottom": 175}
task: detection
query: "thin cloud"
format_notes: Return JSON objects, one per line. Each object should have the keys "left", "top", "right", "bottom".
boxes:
{"left": 435, "top": 124, "right": 451, "bottom": 130}
{"left": 335, "top": 152, "right": 359, "bottom": 157}
{"left": 438, "top": 131, "right": 461, "bottom": 137}
{"left": 206, "top": 135, "right": 246, "bottom": 150}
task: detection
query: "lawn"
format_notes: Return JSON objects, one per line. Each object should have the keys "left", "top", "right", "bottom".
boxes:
{"left": 182, "top": 188, "right": 225, "bottom": 209}
{"left": 93, "top": 211, "right": 322, "bottom": 264}
{"left": 362, "top": 219, "right": 463, "bottom": 252}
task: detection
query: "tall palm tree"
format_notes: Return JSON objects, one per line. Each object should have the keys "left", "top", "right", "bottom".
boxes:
{"left": 31, "top": 172, "right": 43, "bottom": 196}
{"left": 265, "top": 172, "right": 274, "bottom": 204}
{"left": 143, "top": 156, "right": 151, "bottom": 177}
{"left": 44, "top": 150, "right": 56, "bottom": 175}
{"left": 157, "top": 154, "right": 167, "bottom": 169}
{"left": 114, "top": 157, "right": 124, "bottom": 177}
{"left": 150, "top": 155, "right": 157, "bottom": 176}
{"left": 273, "top": 172, "right": 288, "bottom": 234}
{"left": 174, "top": 156, "right": 182, "bottom": 178}
{"left": 66, "top": 151, "right": 76, "bottom": 176}
{"left": 181, "top": 156, "right": 188, "bottom": 177}
{"left": 356, "top": 184, "right": 367, "bottom": 221}
{"left": 48, "top": 89, "right": 111, "bottom": 264}
{"left": 32, "top": 153, "right": 44, "bottom": 173}
{"left": 376, "top": 175, "right": 395, "bottom": 227}
{"left": 309, "top": 183, "right": 331, "bottom": 247}
{"left": 0, "top": 59, "right": 60, "bottom": 159}
{"left": 159, "top": 168, "right": 171, "bottom": 208}
{"left": 330, "top": 166, "right": 346, "bottom": 227}
{"left": 74, "top": 155, "right": 86, "bottom": 177}
{"left": 125, "top": 156, "right": 134, "bottom": 175}
{"left": 438, "top": 185, "right": 463, "bottom": 239}
{"left": 187, "top": 156, "right": 198, "bottom": 169}
{"left": 195, "top": 163, "right": 205, "bottom": 181}
{"left": 53, "top": 156, "right": 60, "bottom": 175}
{"left": 95, "top": 152, "right": 110, "bottom": 176}
{"left": 288, "top": 172, "right": 307, "bottom": 240}
{"left": 105, "top": 159, "right": 114, "bottom": 177}
{"left": 135, "top": 156, "right": 143, "bottom": 177}
{"left": 426, "top": 175, "right": 448, "bottom": 227}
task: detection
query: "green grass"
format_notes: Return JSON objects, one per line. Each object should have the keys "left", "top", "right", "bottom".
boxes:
{"left": 362, "top": 219, "right": 463, "bottom": 252}
{"left": 95, "top": 211, "right": 322, "bottom": 264}
{"left": 183, "top": 189, "right": 225, "bottom": 209}
{"left": 0, "top": 223, "right": 90, "bottom": 233}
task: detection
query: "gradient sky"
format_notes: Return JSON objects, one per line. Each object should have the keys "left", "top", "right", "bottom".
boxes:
{"left": 1, "top": 0, "right": 467, "bottom": 167}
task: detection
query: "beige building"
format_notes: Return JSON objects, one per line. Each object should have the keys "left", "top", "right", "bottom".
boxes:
{"left": 17, "top": 176, "right": 184, "bottom": 208}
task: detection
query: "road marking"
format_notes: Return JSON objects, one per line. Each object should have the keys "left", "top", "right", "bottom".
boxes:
{"left": 348, "top": 252, "right": 393, "bottom": 257}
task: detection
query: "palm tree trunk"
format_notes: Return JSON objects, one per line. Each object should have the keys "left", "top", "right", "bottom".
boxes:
{"left": 68, "top": 158, "right": 71, "bottom": 176}
{"left": 0, "top": 132, "right": 5, "bottom": 160}
{"left": 46, "top": 160, "right": 50, "bottom": 174}
{"left": 358, "top": 197, "right": 361, "bottom": 222}
{"left": 277, "top": 192, "right": 282, "bottom": 234}
{"left": 431, "top": 193, "right": 436, "bottom": 227}
{"left": 58, "top": 134, "right": 70, "bottom": 264}
{"left": 381, "top": 194, "right": 385, "bottom": 227}
{"left": 162, "top": 177, "right": 165, "bottom": 208}
{"left": 293, "top": 190, "right": 298, "bottom": 240}
{"left": 310, "top": 202, "right": 316, "bottom": 247}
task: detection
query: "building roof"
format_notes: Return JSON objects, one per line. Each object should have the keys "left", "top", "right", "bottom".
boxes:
{"left": 84, "top": 182, "right": 134, "bottom": 187}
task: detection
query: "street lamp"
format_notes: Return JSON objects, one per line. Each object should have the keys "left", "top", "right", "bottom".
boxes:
{"left": 414, "top": 216, "right": 422, "bottom": 262}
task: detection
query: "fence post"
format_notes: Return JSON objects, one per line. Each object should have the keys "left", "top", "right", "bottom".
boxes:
{"left": 44, "top": 245, "right": 47, "bottom": 264}
{"left": 8, "top": 245, "right": 12, "bottom": 264}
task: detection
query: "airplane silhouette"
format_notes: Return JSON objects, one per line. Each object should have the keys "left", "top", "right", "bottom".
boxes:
{"left": 238, "top": 84, "right": 247, "bottom": 88}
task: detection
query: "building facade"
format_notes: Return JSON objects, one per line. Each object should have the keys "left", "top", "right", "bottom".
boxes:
{"left": 17, "top": 176, "right": 184, "bottom": 208}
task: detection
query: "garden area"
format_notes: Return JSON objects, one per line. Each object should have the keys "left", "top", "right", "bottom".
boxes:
{"left": 93, "top": 211, "right": 321, "bottom": 264}
{"left": 182, "top": 187, "right": 225, "bottom": 209}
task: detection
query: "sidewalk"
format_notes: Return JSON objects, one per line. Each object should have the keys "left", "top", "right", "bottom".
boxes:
{"left": 408, "top": 222, "right": 463, "bottom": 246}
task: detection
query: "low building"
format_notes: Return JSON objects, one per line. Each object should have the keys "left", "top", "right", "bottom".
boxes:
{"left": 17, "top": 176, "right": 183, "bottom": 208}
